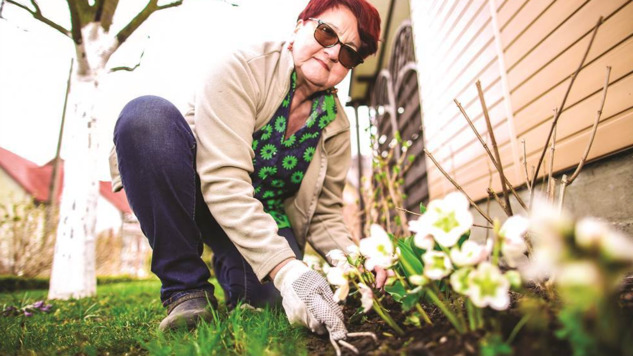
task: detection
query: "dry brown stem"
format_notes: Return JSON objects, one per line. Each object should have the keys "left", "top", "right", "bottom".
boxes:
{"left": 521, "top": 139, "right": 532, "bottom": 192}
{"left": 454, "top": 99, "right": 528, "bottom": 211}
{"left": 477, "top": 81, "right": 512, "bottom": 215}
{"left": 424, "top": 148, "right": 493, "bottom": 224}
{"left": 487, "top": 187, "right": 510, "bottom": 217}
{"left": 565, "top": 66, "right": 611, "bottom": 185}
{"left": 531, "top": 16, "right": 603, "bottom": 191}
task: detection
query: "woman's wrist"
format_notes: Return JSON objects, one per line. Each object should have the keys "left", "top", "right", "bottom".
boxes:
{"left": 269, "top": 257, "right": 296, "bottom": 281}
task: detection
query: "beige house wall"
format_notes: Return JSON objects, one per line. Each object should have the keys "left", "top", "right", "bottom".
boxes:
{"left": 410, "top": 0, "right": 633, "bottom": 201}
{"left": 0, "top": 170, "right": 28, "bottom": 206}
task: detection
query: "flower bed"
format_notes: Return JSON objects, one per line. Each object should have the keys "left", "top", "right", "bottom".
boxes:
{"left": 306, "top": 192, "right": 633, "bottom": 355}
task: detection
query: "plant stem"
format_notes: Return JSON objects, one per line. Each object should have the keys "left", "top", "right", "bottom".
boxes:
{"left": 393, "top": 270, "right": 432, "bottom": 325}
{"left": 426, "top": 287, "right": 466, "bottom": 333}
{"left": 466, "top": 299, "right": 477, "bottom": 331}
{"left": 415, "top": 303, "right": 433, "bottom": 325}
{"left": 506, "top": 314, "right": 531, "bottom": 344}
{"left": 372, "top": 299, "right": 405, "bottom": 336}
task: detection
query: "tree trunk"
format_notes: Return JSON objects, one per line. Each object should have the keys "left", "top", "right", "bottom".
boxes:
{"left": 48, "top": 70, "right": 102, "bottom": 300}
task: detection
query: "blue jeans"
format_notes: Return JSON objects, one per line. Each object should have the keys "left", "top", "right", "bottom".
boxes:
{"left": 113, "top": 95, "right": 303, "bottom": 309}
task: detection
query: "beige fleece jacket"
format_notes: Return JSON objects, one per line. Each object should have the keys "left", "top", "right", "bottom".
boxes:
{"left": 110, "top": 40, "right": 355, "bottom": 281}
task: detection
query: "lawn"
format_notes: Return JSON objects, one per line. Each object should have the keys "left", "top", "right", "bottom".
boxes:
{"left": 0, "top": 280, "right": 309, "bottom": 355}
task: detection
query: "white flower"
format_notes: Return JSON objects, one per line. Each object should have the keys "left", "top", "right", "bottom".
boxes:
{"left": 575, "top": 217, "right": 633, "bottom": 263}
{"left": 326, "top": 249, "right": 347, "bottom": 266}
{"left": 450, "top": 267, "right": 473, "bottom": 295}
{"left": 557, "top": 260, "right": 602, "bottom": 288}
{"left": 466, "top": 262, "right": 510, "bottom": 310}
{"left": 303, "top": 254, "right": 323, "bottom": 272}
{"left": 499, "top": 216, "right": 529, "bottom": 242}
{"left": 412, "top": 192, "right": 473, "bottom": 248}
{"left": 409, "top": 219, "right": 435, "bottom": 250}
{"left": 522, "top": 197, "right": 572, "bottom": 280}
{"left": 575, "top": 217, "right": 606, "bottom": 250}
{"left": 327, "top": 265, "right": 351, "bottom": 302}
{"left": 499, "top": 216, "right": 529, "bottom": 268}
{"left": 409, "top": 274, "right": 429, "bottom": 286}
{"left": 450, "top": 240, "right": 488, "bottom": 267}
{"left": 422, "top": 250, "right": 453, "bottom": 280}
{"left": 359, "top": 224, "right": 396, "bottom": 270}
{"left": 357, "top": 283, "right": 374, "bottom": 313}
{"left": 599, "top": 229, "right": 633, "bottom": 263}
{"left": 346, "top": 245, "right": 361, "bottom": 264}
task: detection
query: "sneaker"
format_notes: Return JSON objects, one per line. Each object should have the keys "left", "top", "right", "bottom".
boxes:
{"left": 159, "top": 290, "right": 218, "bottom": 332}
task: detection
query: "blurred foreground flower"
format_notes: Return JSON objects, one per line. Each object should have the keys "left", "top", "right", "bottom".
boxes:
{"left": 498, "top": 215, "right": 529, "bottom": 268}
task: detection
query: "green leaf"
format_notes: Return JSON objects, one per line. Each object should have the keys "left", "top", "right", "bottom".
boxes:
{"left": 396, "top": 238, "right": 424, "bottom": 277}
{"left": 419, "top": 203, "right": 427, "bottom": 214}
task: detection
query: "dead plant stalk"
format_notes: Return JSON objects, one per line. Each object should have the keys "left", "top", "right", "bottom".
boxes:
{"left": 530, "top": 17, "right": 603, "bottom": 201}
{"left": 424, "top": 148, "right": 493, "bottom": 224}
{"left": 454, "top": 100, "right": 528, "bottom": 211}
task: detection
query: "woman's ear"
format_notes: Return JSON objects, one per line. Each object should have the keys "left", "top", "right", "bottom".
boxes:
{"left": 294, "top": 19, "right": 304, "bottom": 34}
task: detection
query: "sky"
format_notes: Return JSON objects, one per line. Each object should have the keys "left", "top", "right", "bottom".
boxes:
{"left": 0, "top": 0, "right": 370, "bottom": 180}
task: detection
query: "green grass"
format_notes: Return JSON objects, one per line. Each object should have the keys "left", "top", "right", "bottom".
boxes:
{"left": 0, "top": 280, "right": 309, "bottom": 355}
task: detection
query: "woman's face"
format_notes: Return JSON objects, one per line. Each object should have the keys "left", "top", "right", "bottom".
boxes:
{"left": 292, "top": 6, "right": 361, "bottom": 91}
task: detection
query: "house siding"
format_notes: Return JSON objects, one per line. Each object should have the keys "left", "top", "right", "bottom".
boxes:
{"left": 410, "top": 0, "right": 633, "bottom": 201}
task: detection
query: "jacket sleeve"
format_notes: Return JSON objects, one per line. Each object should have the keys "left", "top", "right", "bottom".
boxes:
{"left": 193, "top": 50, "right": 296, "bottom": 281}
{"left": 306, "top": 129, "right": 356, "bottom": 261}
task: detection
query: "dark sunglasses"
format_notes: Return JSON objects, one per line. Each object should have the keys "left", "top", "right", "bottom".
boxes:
{"left": 308, "top": 18, "right": 364, "bottom": 69}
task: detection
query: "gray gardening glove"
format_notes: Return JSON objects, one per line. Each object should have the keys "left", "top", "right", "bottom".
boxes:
{"left": 273, "top": 259, "right": 347, "bottom": 340}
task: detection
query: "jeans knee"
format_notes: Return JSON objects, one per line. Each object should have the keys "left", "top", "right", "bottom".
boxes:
{"left": 115, "top": 95, "right": 182, "bottom": 140}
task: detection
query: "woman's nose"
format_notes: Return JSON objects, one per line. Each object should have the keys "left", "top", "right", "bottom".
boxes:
{"left": 323, "top": 44, "right": 340, "bottom": 63}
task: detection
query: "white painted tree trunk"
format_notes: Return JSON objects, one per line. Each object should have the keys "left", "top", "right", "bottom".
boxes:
{"left": 48, "top": 24, "right": 111, "bottom": 300}
{"left": 48, "top": 76, "right": 101, "bottom": 300}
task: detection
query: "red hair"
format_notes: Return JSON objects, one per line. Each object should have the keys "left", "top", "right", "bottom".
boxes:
{"left": 297, "top": 0, "right": 381, "bottom": 59}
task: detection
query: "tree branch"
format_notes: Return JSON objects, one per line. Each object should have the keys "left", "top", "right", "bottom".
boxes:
{"left": 115, "top": 0, "right": 182, "bottom": 47}
{"left": 66, "top": 0, "right": 85, "bottom": 44}
{"left": 530, "top": 17, "right": 603, "bottom": 187}
{"left": 5, "top": 0, "right": 71, "bottom": 38}
{"left": 109, "top": 49, "right": 145, "bottom": 72}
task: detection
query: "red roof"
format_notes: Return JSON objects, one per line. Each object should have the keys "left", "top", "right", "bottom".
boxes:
{"left": 0, "top": 147, "right": 131, "bottom": 214}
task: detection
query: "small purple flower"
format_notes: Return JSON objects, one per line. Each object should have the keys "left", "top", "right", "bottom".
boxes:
{"left": 41, "top": 305, "right": 53, "bottom": 313}
{"left": 33, "top": 301, "right": 45, "bottom": 309}
{"left": 24, "top": 311, "right": 33, "bottom": 317}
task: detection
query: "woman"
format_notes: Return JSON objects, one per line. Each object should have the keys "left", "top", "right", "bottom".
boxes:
{"left": 110, "top": 0, "right": 381, "bottom": 345}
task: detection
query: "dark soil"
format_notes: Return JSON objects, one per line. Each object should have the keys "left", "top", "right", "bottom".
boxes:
{"left": 306, "top": 280, "right": 633, "bottom": 356}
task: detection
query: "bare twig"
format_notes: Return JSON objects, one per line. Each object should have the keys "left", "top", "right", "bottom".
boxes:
{"left": 547, "top": 117, "right": 557, "bottom": 199}
{"left": 5, "top": 0, "right": 71, "bottom": 38}
{"left": 477, "top": 81, "right": 512, "bottom": 215}
{"left": 487, "top": 187, "right": 510, "bottom": 217}
{"left": 454, "top": 99, "right": 528, "bottom": 210}
{"left": 558, "top": 174, "right": 568, "bottom": 212}
{"left": 521, "top": 139, "right": 532, "bottom": 192}
{"left": 110, "top": 49, "right": 145, "bottom": 73}
{"left": 558, "top": 66, "right": 611, "bottom": 210}
{"left": 424, "top": 149, "right": 493, "bottom": 224}
{"left": 565, "top": 66, "right": 611, "bottom": 185}
{"left": 531, "top": 17, "right": 603, "bottom": 190}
